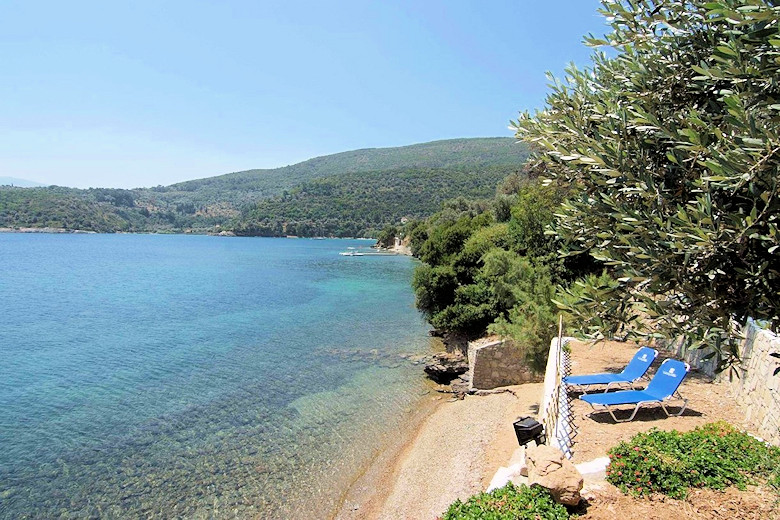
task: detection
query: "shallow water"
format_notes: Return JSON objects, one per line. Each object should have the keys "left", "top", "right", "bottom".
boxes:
{"left": 0, "top": 234, "right": 431, "bottom": 519}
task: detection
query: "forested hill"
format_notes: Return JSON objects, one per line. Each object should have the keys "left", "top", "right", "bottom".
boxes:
{"left": 233, "top": 164, "right": 520, "bottom": 237}
{"left": 160, "top": 137, "right": 529, "bottom": 206}
{"left": 0, "top": 138, "right": 530, "bottom": 236}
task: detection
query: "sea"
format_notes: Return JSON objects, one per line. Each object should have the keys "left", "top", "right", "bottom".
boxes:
{"left": 0, "top": 233, "right": 432, "bottom": 519}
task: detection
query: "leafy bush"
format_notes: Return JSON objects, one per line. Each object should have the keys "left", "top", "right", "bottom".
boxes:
{"left": 606, "top": 422, "right": 780, "bottom": 499}
{"left": 484, "top": 252, "right": 559, "bottom": 371}
{"left": 410, "top": 177, "right": 601, "bottom": 363}
{"left": 430, "top": 282, "right": 498, "bottom": 334}
{"left": 456, "top": 223, "right": 511, "bottom": 281}
{"left": 442, "top": 483, "right": 569, "bottom": 520}
{"left": 376, "top": 225, "right": 398, "bottom": 248}
{"left": 412, "top": 264, "right": 459, "bottom": 321}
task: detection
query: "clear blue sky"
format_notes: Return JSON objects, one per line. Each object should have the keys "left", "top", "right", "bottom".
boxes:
{"left": 1, "top": 1, "right": 607, "bottom": 189}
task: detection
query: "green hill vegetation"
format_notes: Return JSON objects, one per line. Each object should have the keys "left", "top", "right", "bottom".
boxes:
{"left": 406, "top": 0, "right": 779, "bottom": 371}
{"left": 0, "top": 138, "right": 529, "bottom": 236}
{"left": 0, "top": 186, "right": 130, "bottom": 232}
{"left": 234, "top": 164, "right": 521, "bottom": 237}
{"left": 403, "top": 174, "right": 602, "bottom": 369}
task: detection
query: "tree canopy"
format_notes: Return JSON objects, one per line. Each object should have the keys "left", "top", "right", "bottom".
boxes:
{"left": 409, "top": 180, "right": 600, "bottom": 369}
{"left": 513, "top": 0, "right": 780, "bottom": 368}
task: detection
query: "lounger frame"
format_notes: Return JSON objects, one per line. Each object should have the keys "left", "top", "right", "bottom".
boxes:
{"left": 581, "top": 359, "right": 690, "bottom": 423}
{"left": 584, "top": 390, "right": 689, "bottom": 423}
{"left": 564, "top": 346, "right": 658, "bottom": 394}
{"left": 566, "top": 376, "right": 648, "bottom": 395}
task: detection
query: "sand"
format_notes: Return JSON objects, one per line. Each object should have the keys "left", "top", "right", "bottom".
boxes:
{"left": 566, "top": 339, "right": 747, "bottom": 463}
{"left": 566, "top": 339, "right": 779, "bottom": 519}
{"left": 334, "top": 384, "right": 543, "bottom": 520}
{"left": 334, "top": 338, "right": 777, "bottom": 520}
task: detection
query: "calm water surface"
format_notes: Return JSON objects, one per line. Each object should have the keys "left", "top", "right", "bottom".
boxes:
{"left": 0, "top": 234, "right": 431, "bottom": 519}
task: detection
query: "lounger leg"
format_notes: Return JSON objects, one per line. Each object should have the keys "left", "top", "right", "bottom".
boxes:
{"left": 589, "top": 402, "right": 642, "bottom": 423}
{"left": 606, "top": 406, "right": 622, "bottom": 422}
{"left": 625, "top": 403, "right": 645, "bottom": 422}
{"left": 659, "top": 396, "right": 688, "bottom": 417}
{"left": 604, "top": 403, "right": 644, "bottom": 423}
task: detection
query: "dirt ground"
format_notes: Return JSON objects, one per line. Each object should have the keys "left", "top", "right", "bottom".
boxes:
{"left": 567, "top": 339, "right": 779, "bottom": 519}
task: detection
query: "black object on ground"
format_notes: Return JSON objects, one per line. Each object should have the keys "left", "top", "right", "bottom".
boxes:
{"left": 513, "top": 416, "right": 544, "bottom": 446}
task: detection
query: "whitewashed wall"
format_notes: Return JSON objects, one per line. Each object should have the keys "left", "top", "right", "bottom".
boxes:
{"left": 678, "top": 320, "right": 780, "bottom": 445}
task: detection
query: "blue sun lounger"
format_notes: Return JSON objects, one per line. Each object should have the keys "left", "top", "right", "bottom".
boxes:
{"left": 563, "top": 346, "right": 658, "bottom": 393}
{"left": 580, "top": 359, "right": 690, "bottom": 422}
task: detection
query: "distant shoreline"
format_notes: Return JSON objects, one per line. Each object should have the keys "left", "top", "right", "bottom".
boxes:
{"left": 0, "top": 227, "right": 381, "bottom": 241}
{"left": 0, "top": 227, "right": 97, "bottom": 234}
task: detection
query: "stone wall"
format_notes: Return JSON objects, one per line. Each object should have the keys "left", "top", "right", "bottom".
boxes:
{"left": 677, "top": 320, "right": 780, "bottom": 445}
{"left": 468, "top": 339, "right": 541, "bottom": 391}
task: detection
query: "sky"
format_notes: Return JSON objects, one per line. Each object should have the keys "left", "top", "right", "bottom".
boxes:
{"left": 1, "top": 1, "right": 608, "bottom": 189}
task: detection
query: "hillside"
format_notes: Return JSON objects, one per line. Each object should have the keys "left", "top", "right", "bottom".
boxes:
{"left": 0, "top": 138, "right": 529, "bottom": 236}
{"left": 234, "top": 164, "right": 519, "bottom": 237}
{"left": 145, "top": 137, "right": 529, "bottom": 210}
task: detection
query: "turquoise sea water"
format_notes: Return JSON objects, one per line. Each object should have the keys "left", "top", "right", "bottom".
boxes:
{"left": 0, "top": 234, "right": 431, "bottom": 519}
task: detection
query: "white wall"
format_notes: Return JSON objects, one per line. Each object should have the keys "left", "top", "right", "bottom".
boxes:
{"left": 678, "top": 320, "right": 780, "bottom": 445}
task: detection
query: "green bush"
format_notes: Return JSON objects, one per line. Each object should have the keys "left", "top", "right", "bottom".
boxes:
{"left": 456, "top": 223, "right": 511, "bottom": 281}
{"left": 442, "top": 483, "right": 569, "bottom": 520}
{"left": 606, "top": 422, "right": 780, "bottom": 499}
{"left": 375, "top": 225, "right": 398, "bottom": 248}
{"left": 484, "top": 252, "right": 559, "bottom": 371}
{"left": 410, "top": 178, "right": 601, "bottom": 360}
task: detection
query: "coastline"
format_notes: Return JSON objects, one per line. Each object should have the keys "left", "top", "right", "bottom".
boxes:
{"left": 331, "top": 390, "right": 442, "bottom": 520}
{"left": 338, "top": 340, "right": 774, "bottom": 520}
{"left": 372, "top": 242, "right": 412, "bottom": 256}
{"left": 0, "top": 226, "right": 97, "bottom": 234}
{"left": 334, "top": 382, "right": 543, "bottom": 520}
{"left": 0, "top": 227, "right": 382, "bottom": 241}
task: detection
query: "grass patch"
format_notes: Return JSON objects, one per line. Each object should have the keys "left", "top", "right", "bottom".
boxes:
{"left": 606, "top": 422, "right": 780, "bottom": 499}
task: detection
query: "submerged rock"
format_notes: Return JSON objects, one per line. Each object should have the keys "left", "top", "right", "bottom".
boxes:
{"left": 423, "top": 352, "right": 468, "bottom": 384}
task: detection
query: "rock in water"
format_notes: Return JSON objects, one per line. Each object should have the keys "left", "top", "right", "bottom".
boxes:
{"left": 526, "top": 445, "right": 583, "bottom": 506}
{"left": 423, "top": 352, "right": 468, "bottom": 384}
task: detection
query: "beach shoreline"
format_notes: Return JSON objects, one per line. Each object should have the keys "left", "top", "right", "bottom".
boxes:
{"left": 331, "top": 389, "right": 443, "bottom": 520}
{"left": 334, "top": 339, "right": 779, "bottom": 520}
{"left": 333, "top": 382, "right": 543, "bottom": 520}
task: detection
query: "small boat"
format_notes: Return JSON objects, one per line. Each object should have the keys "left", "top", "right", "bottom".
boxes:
{"left": 339, "top": 251, "right": 365, "bottom": 256}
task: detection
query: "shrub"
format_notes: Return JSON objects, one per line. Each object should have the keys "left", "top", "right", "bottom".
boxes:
{"left": 606, "top": 422, "right": 780, "bottom": 499}
{"left": 375, "top": 225, "right": 398, "bottom": 248}
{"left": 485, "top": 252, "right": 559, "bottom": 371}
{"left": 441, "top": 483, "right": 569, "bottom": 520}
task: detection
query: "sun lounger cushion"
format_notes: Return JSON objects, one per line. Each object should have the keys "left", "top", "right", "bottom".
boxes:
{"left": 580, "top": 359, "right": 690, "bottom": 422}
{"left": 564, "top": 346, "right": 657, "bottom": 388}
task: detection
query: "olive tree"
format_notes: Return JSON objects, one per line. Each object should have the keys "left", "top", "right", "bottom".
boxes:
{"left": 513, "top": 0, "right": 779, "bottom": 368}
